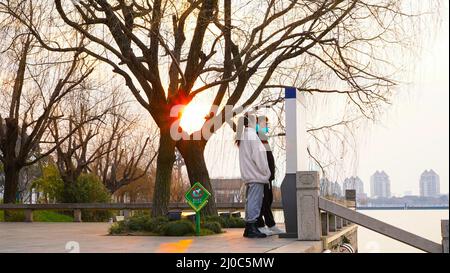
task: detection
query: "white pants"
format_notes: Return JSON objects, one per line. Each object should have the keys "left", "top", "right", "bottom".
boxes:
{"left": 245, "top": 183, "right": 264, "bottom": 223}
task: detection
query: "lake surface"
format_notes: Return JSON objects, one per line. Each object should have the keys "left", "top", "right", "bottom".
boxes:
{"left": 271, "top": 209, "right": 448, "bottom": 253}
{"left": 356, "top": 209, "right": 448, "bottom": 253}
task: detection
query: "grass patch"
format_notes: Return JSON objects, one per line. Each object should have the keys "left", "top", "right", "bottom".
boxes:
{"left": 0, "top": 210, "right": 73, "bottom": 222}
{"left": 34, "top": 211, "right": 73, "bottom": 222}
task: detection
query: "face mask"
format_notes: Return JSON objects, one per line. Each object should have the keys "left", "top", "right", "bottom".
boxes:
{"left": 256, "top": 124, "right": 269, "bottom": 134}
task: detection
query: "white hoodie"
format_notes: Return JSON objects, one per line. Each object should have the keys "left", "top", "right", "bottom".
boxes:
{"left": 238, "top": 128, "right": 271, "bottom": 184}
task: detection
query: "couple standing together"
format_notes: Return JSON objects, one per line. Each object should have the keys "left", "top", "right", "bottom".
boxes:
{"left": 237, "top": 113, "right": 283, "bottom": 238}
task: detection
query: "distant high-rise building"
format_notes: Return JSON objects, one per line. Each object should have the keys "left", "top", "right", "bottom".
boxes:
{"left": 343, "top": 176, "right": 366, "bottom": 200}
{"left": 420, "top": 169, "right": 440, "bottom": 197}
{"left": 320, "top": 178, "right": 332, "bottom": 197}
{"left": 370, "top": 171, "right": 391, "bottom": 198}
{"left": 320, "top": 178, "right": 342, "bottom": 197}
{"left": 333, "top": 181, "right": 342, "bottom": 197}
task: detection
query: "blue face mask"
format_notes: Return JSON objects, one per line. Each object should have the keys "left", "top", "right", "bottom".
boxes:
{"left": 256, "top": 124, "right": 269, "bottom": 134}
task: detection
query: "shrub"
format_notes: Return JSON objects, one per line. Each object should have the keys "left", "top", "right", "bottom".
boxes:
{"left": 127, "top": 214, "right": 156, "bottom": 232}
{"left": 109, "top": 221, "right": 127, "bottom": 234}
{"left": 227, "top": 217, "right": 246, "bottom": 228}
{"left": 32, "top": 165, "right": 111, "bottom": 204}
{"left": 70, "top": 173, "right": 111, "bottom": 204}
{"left": 73, "top": 173, "right": 112, "bottom": 222}
{"left": 162, "top": 220, "right": 195, "bottom": 236}
{"left": 107, "top": 214, "right": 223, "bottom": 236}
{"left": 32, "top": 164, "right": 64, "bottom": 202}
{"left": 203, "top": 215, "right": 246, "bottom": 228}
{"left": 108, "top": 215, "right": 170, "bottom": 235}
{"left": 201, "top": 221, "right": 222, "bottom": 234}
{"left": 200, "top": 229, "right": 215, "bottom": 235}
{"left": 33, "top": 167, "right": 112, "bottom": 222}
{"left": 1, "top": 211, "right": 25, "bottom": 222}
{"left": 152, "top": 216, "right": 170, "bottom": 234}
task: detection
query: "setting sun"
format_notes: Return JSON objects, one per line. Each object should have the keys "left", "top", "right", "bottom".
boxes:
{"left": 179, "top": 101, "right": 211, "bottom": 134}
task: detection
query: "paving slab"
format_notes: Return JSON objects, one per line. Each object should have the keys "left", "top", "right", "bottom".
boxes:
{"left": 0, "top": 222, "right": 322, "bottom": 253}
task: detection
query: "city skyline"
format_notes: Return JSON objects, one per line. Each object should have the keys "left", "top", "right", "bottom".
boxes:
{"left": 320, "top": 168, "right": 447, "bottom": 198}
{"left": 356, "top": 2, "right": 449, "bottom": 196}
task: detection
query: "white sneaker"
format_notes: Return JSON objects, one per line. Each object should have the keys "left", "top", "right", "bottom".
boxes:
{"left": 268, "top": 225, "right": 284, "bottom": 235}
{"left": 258, "top": 226, "right": 273, "bottom": 236}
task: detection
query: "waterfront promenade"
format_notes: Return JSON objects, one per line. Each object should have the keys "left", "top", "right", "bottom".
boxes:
{"left": 0, "top": 222, "right": 321, "bottom": 253}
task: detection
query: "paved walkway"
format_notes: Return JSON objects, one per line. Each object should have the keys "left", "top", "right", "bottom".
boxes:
{"left": 0, "top": 223, "right": 321, "bottom": 253}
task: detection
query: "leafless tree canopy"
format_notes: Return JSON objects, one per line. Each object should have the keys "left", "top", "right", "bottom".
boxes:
{"left": 0, "top": 5, "right": 96, "bottom": 204}
{"left": 90, "top": 103, "right": 159, "bottom": 194}
{"left": 2, "top": 0, "right": 423, "bottom": 125}
{"left": 0, "top": 0, "right": 432, "bottom": 215}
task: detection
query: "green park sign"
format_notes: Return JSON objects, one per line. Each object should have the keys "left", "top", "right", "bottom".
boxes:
{"left": 185, "top": 182, "right": 211, "bottom": 235}
{"left": 185, "top": 182, "right": 211, "bottom": 212}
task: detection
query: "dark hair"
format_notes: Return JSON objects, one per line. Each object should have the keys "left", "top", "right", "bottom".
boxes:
{"left": 235, "top": 113, "right": 252, "bottom": 146}
{"left": 243, "top": 113, "right": 250, "bottom": 127}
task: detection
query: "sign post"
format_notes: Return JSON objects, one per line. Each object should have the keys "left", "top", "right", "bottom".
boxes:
{"left": 185, "top": 182, "right": 211, "bottom": 236}
{"left": 280, "top": 86, "right": 308, "bottom": 238}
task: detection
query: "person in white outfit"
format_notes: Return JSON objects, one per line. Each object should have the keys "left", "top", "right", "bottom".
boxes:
{"left": 255, "top": 116, "right": 284, "bottom": 236}
{"left": 236, "top": 113, "right": 270, "bottom": 238}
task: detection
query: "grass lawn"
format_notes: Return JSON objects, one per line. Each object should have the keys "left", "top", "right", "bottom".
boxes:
{"left": 0, "top": 210, "right": 73, "bottom": 222}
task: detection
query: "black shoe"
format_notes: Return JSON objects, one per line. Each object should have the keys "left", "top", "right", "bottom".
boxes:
{"left": 243, "top": 222, "right": 267, "bottom": 238}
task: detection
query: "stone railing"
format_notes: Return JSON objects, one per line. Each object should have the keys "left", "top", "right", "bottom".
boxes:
{"left": 0, "top": 202, "right": 283, "bottom": 222}
{"left": 1, "top": 175, "right": 448, "bottom": 254}
{"left": 294, "top": 171, "right": 448, "bottom": 253}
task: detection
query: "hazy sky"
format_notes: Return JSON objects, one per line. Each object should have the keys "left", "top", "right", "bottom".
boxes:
{"left": 205, "top": 2, "right": 449, "bottom": 197}
{"left": 356, "top": 3, "right": 449, "bottom": 196}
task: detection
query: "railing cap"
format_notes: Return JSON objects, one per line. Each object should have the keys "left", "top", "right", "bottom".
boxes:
{"left": 442, "top": 220, "right": 449, "bottom": 238}
{"left": 296, "top": 171, "right": 320, "bottom": 189}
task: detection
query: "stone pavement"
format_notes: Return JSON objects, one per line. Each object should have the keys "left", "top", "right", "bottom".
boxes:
{"left": 0, "top": 222, "right": 322, "bottom": 253}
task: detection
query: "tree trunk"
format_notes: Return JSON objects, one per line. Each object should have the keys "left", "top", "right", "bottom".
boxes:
{"left": 3, "top": 164, "right": 20, "bottom": 221}
{"left": 177, "top": 139, "right": 218, "bottom": 216}
{"left": 152, "top": 130, "right": 176, "bottom": 217}
{"left": 61, "top": 179, "right": 73, "bottom": 203}
{"left": 60, "top": 173, "right": 78, "bottom": 203}
{"left": 3, "top": 164, "right": 20, "bottom": 204}
{"left": 2, "top": 118, "right": 20, "bottom": 205}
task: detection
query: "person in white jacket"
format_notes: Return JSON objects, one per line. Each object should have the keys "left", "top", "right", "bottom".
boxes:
{"left": 236, "top": 113, "right": 270, "bottom": 238}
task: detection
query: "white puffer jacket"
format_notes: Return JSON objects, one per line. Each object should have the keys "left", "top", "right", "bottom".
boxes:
{"left": 238, "top": 128, "right": 271, "bottom": 184}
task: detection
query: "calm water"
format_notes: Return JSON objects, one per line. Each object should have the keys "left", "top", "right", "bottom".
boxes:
{"left": 271, "top": 209, "right": 448, "bottom": 253}
{"left": 356, "top": 209, "right": 448, "bottom": 253}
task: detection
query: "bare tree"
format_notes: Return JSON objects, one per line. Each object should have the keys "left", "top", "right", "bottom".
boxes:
{"left": 48, "top": 91, "right": 114, "bottom": 202}
{"left": 4, "top": 0, "right": 428, "bottom": 216}
{"left": 113, "top": 166, "right": 156, "bottom": 203}
{"left": 0, "top": 4, "right": 94, "bottom": 208}
{"left": 91, "top": 105, "right": 159, "bottom": 194}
